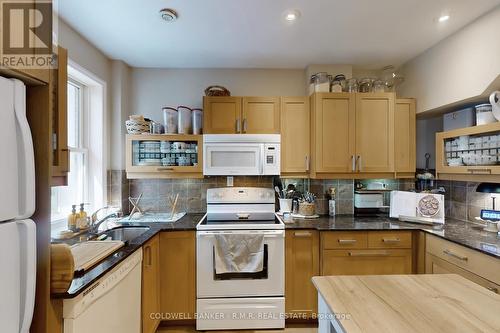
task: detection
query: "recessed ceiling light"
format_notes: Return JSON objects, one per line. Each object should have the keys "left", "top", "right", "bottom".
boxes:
{"left": 159, "top": 8, "right": 178, "bottom": 22}
{"left": 284, "top": 9, "right": 300, "bottom": 22}
{"left": 438, "top": 14, "right": 450, "bottom": 22}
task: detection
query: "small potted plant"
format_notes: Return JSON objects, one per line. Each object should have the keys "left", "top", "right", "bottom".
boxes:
{"left": 299, "top": 192, "right": 316, "bottom": 216}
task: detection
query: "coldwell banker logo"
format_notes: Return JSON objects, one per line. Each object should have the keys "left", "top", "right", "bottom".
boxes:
{"left": 1, "top": 0, "right": 53, "bottom": 69}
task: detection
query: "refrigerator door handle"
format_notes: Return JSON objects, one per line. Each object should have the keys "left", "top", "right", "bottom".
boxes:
{"left": 12, "top": 79, "right": 35, "bottom": 218}
{"left": 18, "top": 219, "right": 36, "bottom": 333}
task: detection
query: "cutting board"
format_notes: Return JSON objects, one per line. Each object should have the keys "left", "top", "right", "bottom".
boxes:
{"left": 71, "top": 241, "right": 124, "bottom": 273}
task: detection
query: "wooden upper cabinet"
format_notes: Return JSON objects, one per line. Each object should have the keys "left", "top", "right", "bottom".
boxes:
{"left": 355, "top": 93, "right": 395, "bottom": 173}
{"left": 395, "top": 99, "right": 416, "bottom": 175}
{"left": 203, "top": 97, "right": 242, "bottom": 133}
{"left": 285, "top": 230, "right": 319, "bottom": 318}
{"left": 142, "top": 235, "right": 160, "bottom": 333}
{"left": 242, "top": 97, "right": 280, "bottom": 133}
{"left": 203, "top": 96, "right": 280, "bottom": 134}
{"left": 281, "top": 97, "right": 310, "bottom": 175}
{"left": 311, "top": 93, "right": 355, "bottom": 174}
{"left": 51, "top": 46, "right": 69, "bottom": 186}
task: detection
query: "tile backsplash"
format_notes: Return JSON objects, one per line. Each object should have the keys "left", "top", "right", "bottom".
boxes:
{"left": 108, "top": 171, "right": 495, "bottom": 221}
{"left": 435, "top": 180, "right": 495, "bottom": 222}
{"left": 108, "top": 171, "right": 273, "bottom": 214}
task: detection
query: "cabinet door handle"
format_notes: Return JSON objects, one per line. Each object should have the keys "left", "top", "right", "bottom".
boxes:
{"left": 305, "top": 155, "right": 310, "bottom": 171}
{"left": 243, "top": 118, "right": 248, "bottom": 133}
{"left": 487, "top": 286, "right": 499, "bottom": 294}
{"left": 382, "top": 238, "right": 401, "bottom": 243}
{"left": 443, "top": 249, "right": 468, "bottom": 261}
{"left": 351, "top": 155, "right": 355, "bottom": 172}
{"left": 357, "top": 155, "right": 362, "bottom": 172}
{"left": 236, "top": 118, "right": 241, "bottom": 133}
{"left": 157, "top": 167, "right": 174, "bottom": 171}
{"left": 294, "top": 231, "right": 312, "bottom": 237}
{"left": 338, "top": 239, "right": 357, "bottom": 244}
{"left": 348, "top": 251, "right": 389, "bottom": 257}
{"left": 144, "top": 246, "right": 152, "bottom": 267}
{"left": 467, "top": 168, "right": 492, "bottom": 174}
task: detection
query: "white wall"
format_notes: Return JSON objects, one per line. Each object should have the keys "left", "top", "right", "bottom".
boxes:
{"left": 398, "top": 7, "right": 500, "bottom": 114}
{"left": 130, "top": 68, "right": 306, "bottom": 122}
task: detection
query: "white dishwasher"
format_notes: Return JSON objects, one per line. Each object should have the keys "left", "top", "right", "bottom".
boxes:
{"left": 63, "top": 249, "right": 142, "bottom": 333}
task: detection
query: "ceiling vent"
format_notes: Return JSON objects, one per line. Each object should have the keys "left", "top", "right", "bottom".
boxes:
{"left": 159, "top": 8, "right": 178, "bottom": 22}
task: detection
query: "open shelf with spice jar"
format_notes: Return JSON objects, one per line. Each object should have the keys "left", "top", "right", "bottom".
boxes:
{"left": 436, "top": 122, "right": 500, "bottom": 181}
{"left": 125, "top": 134, "right": 203, "bottom": 179}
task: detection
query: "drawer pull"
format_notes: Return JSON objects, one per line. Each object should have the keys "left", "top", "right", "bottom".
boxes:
{"left": 467, "top": 168, "right": 492, "bottom": 174}
{"left": 157, "top": 167, "right": 174, "bottom": 171}
{"left": 487, "top": 287, "right": 499, "bottom": 294}
{"left": 443, "top": 249, "right": 468, "bottom": 261}
{"left": 382, "top": 238, "right": 401, "bottom": 243}
{"left": 338, "top": 239, "right": 357, "bottom": 244}
{"left": 348, "top": 251, "right": 389, "bottom": 257}
{"left": 294, "top": 231, "right": 312, "bottom": 237}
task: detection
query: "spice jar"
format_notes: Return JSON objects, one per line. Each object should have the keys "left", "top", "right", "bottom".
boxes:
{"left": 373, "top": 80, "right": 386, "bottom": 93}
{"left": 346, "top": 78, "right": 358, "bottom": 93}
{"left": 359, "top": 78, "right": 374, "bottom": 93}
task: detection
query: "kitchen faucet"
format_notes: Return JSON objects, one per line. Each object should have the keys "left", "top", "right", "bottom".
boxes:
{"left": 89, "top": 207, "right": 121, "bottom": 234}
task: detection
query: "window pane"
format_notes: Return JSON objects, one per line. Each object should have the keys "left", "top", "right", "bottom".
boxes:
{"left": 67, "top": 82, "right": 81, "bottom": 148}
{"left": 51, "top": 151, "right": 86, "bottom": 222}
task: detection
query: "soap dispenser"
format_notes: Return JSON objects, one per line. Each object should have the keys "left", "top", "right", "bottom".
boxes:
{"left": 68, "top": 205, "right": 78, "bottom": 232}
{"left": 77, "top": 203, "right": 89, "bottom": 230}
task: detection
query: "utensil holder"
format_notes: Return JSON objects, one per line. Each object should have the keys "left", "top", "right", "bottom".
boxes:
{"left": 299, "top": 202, "right": 316, "bottom": 216}
{"left": 279, "top": 199, "right": 292, "bottom": 213}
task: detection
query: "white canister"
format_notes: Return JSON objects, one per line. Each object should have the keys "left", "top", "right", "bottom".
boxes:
{"left": 279, "top": 199, "right": 292, "bottom": 213}
{"left": 177, "top": 106, "right": 192, "bottom": 134}
{"left": 163, "top": 107, "right": 178, "bottom": 134}
{"left": 475, "top": 104, "right": 497, "bottom": 125}
{"left": 329, "top": 200, "right": 336, "bottom": 216}
{"left": 192, "top": 109, "right": 203, "bottom": 135}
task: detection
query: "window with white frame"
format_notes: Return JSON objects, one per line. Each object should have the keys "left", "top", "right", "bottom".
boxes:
{"left": 51, "top": 64, "right": 106, "bottom": 232}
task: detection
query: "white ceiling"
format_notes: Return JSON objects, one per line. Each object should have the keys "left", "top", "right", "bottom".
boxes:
{"left": 56, "top": 0, "right": 500, "bottom": 69}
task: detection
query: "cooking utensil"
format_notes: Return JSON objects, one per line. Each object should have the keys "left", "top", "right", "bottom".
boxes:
{"left": 275, "top": 186, "right": 283, "bottom": 199}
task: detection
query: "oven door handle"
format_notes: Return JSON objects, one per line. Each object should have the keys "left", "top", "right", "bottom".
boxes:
{"left": 197, "top": 230, "right": 284, "bottom": 237}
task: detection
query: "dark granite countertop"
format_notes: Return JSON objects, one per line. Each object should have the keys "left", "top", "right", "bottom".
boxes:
{"left": 52, "top": 213, "right": 500, "bottom": 299}
{"left": 51, "top": 213, "right": 204, "bottom": 299}
{"left": 281, "top": 215, "right": 500, "bottom": 259}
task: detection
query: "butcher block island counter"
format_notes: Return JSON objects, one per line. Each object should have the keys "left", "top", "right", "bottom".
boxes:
{"left": 312, "top": 274, "right": 500, "bottom": 333}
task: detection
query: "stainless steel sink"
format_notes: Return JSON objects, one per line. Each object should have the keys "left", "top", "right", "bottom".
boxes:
{"left": 100, "top": 226, "right": 150, "bottom": 242}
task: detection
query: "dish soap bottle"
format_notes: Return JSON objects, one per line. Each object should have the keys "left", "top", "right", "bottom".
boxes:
{"left": 76, "top": 203, "right": 88, "bottom": 230}
{"left": 68, "top": 205, "right": 78, "bottom": 232}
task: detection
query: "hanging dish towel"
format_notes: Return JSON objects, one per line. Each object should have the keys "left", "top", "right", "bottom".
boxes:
{"left": 214, "top": 234, "right": 264, "bottom": 273}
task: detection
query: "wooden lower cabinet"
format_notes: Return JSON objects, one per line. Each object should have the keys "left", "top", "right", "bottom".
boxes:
{"left": 426, "top": 253, "right": 500, "bottom": 294}
{"left": 159, "top": 231, "right": 196, "bottom": 320}
{"left": 142, "top": 235, "right": 160, "bottom": 333}
{"left": 425, "top": 234, "right": 500, "bottom": 294}
{"left": 320, "top": 231, "right": 413, "bottom": 276}
{"left": 285, "top": 230, "right": 319, "bottom": 319}
{"left": 321, "top": 249, "right": 413, "bottom": 275}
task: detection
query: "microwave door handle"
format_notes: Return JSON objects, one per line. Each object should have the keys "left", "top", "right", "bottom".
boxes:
{"left": 260, "top": 145, "right": 265, "bottom": 174}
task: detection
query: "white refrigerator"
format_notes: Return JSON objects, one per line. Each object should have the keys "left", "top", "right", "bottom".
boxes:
{"left": 0, "top": 76, "right": 37, "bottom": 333}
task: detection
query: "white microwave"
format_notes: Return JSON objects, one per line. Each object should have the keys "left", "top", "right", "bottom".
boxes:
{"left": 203, "top": 134, "right": 280, "bottom": 176}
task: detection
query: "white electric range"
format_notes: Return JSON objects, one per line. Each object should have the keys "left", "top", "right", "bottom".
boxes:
{"left": 196, "top": 187, "right": 285, "bottom": 330}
